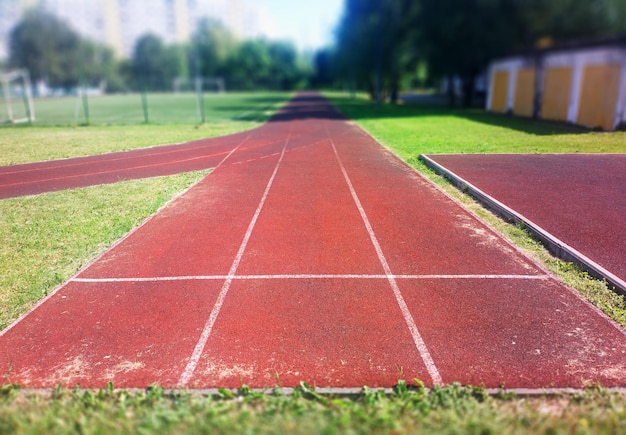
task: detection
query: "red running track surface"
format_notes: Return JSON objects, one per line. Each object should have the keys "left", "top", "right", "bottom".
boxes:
{"left": 1, "top": 94, "right": 626, "bottom": 390}
{"left": 0, "top": 129, "right": 257, "bottom": 199}
{"left": 423, "top": 154, "right": 626, "bottom": 293}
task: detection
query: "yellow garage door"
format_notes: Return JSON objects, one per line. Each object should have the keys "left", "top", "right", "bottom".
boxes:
{"left": 513, "top": 68, "right": 536, "bottom": 117}
{"left": 577, "top": 64, "right": 622, "bottom": 131}
{"left": 541, "top": 67, "right": 573, "bottom": 122}
{"left": 490, "top": 70, "right": 509, "bottom": 113}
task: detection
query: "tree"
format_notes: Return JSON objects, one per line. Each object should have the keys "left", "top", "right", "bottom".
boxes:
{"left": 334, "top": 0, "right": 420, "bottom": 103}
{"left": 267, "top": 41, "right": 301, "bottom": 90}
{"left": 310, "top": 48, "right": 335, "bottom": 89}
{"left": 189, "top": 18, "right": 236, "bottom": 79}
{"left": 10, "top": 9, "right": 125, "bottom": 92}
{"left": 513, "top": 0, "right": 626, "bottom": 48}
{"left": 9, "top": 9, "right": 82, "bottom": 89}
{"left": 132, "top": 34, "right": 182, "bottom": 91}
{"left": 417, "top": 0, "right": 517, "bottom": 107}
{"left": 225, "top": 39, "right": 272, "bottom": 90}
{"left": 332, "top": 0, "right": 626, "bottom": 107}
{"left": 79, "top": 40, "right": 125, "bottom": 92}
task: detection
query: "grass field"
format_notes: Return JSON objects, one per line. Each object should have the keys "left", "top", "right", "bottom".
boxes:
{"left": 2, "top": 91, "right": 626, "bottom": 433}
{"left": 0, "top": 92, "right": 288, "bottom": 165}
{"left": 5, "top": 92, "right": 288, "bottom": 127}
{"left": 327, "top": 92, "right": 626, "bottom": 156}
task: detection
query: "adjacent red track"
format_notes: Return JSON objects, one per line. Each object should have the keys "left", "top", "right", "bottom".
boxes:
{"left": 0, "top": 130, "right": 257, "bottom": 199}
{"left": 422, "top": 154, "right": 626, "bottom": 294}
{"left": 2, "top": 94, "right": 625, "bottom": 390}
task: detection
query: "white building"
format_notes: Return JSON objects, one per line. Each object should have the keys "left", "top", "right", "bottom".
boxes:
{"left": 486, "top": 37, "right": 626, "bottom": 131}
{"left": 0, "top": 0, "right": 267, "bottom": 60}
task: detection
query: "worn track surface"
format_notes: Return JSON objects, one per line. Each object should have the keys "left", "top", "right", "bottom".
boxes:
{"left": 423, "top": 153, "right": 626, "bottom": 293}
{"left": 2, "top": 95, "right": 626, "bottom": 390}
{"left": 0, "top": 129, "right": 255, "bottom": 199}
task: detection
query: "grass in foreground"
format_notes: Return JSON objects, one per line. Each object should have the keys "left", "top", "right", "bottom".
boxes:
{"left": 0, "top": 92, "right": 289, "bottom": 165}
{"left": 0, "top": 171, "right": 208, "bottom": 330}
{"left": 1, "top": 382, "right": 625, "bottom": 434}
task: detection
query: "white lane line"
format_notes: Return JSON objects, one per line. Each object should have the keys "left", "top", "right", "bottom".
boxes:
{"left": 0, "top": 131, "right": 270, "bottom": 177}
{"left": 0, "top": 136, "right": 251, "bottom": 339}
{"left": 177, "top": 131, "right": 291, "bottom": 387}
{"left": 327, "top": 130, "right": 443, "bottom": 386}
{"left": 2, "top": 133, "right": 254, "bottom": 189}
{"left": 72, "top": 274, "right": 550, "bottom": 283}
{"left": 1, "top": 153, "right": 226, "bottom": 188}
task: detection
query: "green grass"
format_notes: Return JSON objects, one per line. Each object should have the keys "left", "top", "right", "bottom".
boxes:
{"left": 1, "top": 383, "right": 625, "bottom": 434}
{"left": 327, "top": 92, "right": 626, "bottom": 157}
{"left": 9, "top": 92, "right": 288, "bottom": 126}
{"left": 0, "top": 92, "right": 289, "bottom": 165}
{"left": 0, "top": 171, "right": 208, "bottom": 330}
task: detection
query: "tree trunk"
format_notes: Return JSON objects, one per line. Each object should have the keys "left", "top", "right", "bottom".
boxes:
{"left": 390, "top": 69, "right": 399, "bottom": 104}
{"left": 462, "top": 75, "right": 475, "bottom": 108}
{"left": 447, "top": 75, "right": 456, "bottom": 108}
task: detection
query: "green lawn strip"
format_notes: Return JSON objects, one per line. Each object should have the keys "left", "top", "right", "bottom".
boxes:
{"left": 327, "top": 92, "right": 626, "bottom": 156}
{"left": 0, "top": 92, "right": 290, "bottom": 166}
{"left": 9, "top": 92, "right": 289, "bottom": 127}
{"left": 327, "top": 93, "right": 626, "bottom": 328}
{"left": 0, "top": 170, "right": 208, "bottom": 330}
{"left": 1, "top": 383, "right": 624, "bottom": 434}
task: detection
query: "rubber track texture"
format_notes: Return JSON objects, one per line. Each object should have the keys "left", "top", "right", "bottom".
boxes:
{"left": 1, "top": 94, "right": 625, "bottom": 390}
{"left": 421, "top": 153, "right": 626, "bottom": 294}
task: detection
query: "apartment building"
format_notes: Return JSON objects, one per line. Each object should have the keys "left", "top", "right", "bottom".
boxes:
{"left": 0, "top": 0, "right": 265, "bottom": 60}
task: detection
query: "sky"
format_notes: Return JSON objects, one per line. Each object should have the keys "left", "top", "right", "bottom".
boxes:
{"left": 255, "top": 0, "right": 344, "bottom": 51}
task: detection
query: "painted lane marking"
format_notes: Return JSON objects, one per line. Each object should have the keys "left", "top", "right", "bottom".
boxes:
{"left": 0, "top": 134, "right": 264, "bottom": 188}
{"left": 72, "top": 274, "right": 550, "bottom": 283}
{"left": 0, "top": 135, "right": 250, "bottom": 338}
{"left": 326, "top": 130, "right": 443, "bottom": 387}
{"left": 0, "top": 137, "right": 253, "bottom": 176}
{"left": 177, "top": 131, "right": 291, "bottom": 387}
{"left": 1, "top": 153, "right": 229, "bottom": 188}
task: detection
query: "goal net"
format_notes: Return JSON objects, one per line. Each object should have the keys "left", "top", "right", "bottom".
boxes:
{"left": 0, "top": 69, "right": 35, "bottom": 124}
{"left": 173, "top": 77, "right": 226, "bottom": 93}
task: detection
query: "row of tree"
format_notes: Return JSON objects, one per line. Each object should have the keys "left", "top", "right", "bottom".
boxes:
{"left": 8, "top": 10, "right": 312, "bottom": 93}
{"left": 9, "top": 10, "right": 124, "bottom": 92}
{"left": 8, "top": 2, "right": 626, "bottom": 100}
{"left": 328, "top": 0, "right": 626, "bottom": 106}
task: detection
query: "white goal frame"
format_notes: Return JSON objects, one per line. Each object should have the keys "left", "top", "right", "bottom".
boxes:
{"left": 173, "top": 77, "right": 226, "bottom": 94}
{"left": 1, "top": 69, "right": 35, "bottom": 124}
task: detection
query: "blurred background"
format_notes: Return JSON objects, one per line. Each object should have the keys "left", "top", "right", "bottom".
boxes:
{"left": 1, "top": 0, "right": 625, "bottom": 126}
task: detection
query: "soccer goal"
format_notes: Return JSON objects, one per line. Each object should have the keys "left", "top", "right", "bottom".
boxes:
{"left": 173, "top": 77, "right": 226, "bottom": 94}
{"left": 0, "top": 69, "right": 35, "bottom": 124}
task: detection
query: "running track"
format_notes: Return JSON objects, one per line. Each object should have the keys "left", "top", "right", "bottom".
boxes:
{"left": 421, "top": 154, "right": 626, "bottom": 294}
{"left": 0, "top": 127, "right": 254, "bottom": 199}
{"left": 2, "top": 94, "right": 626, "bottom": 390}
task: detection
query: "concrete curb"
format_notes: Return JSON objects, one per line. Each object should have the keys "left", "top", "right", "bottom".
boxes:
{"left": 419, "top": 154, "right": 626, "bottom": 297}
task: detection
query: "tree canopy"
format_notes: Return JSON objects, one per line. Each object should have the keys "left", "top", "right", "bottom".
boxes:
{"left": 9, "top": 10, "right": 122, "bottom": 91}
{"left": 331, "top": 0, "right": 626, "bottom": 105}
{"left": 9, "top": 11, "right": 311, "bottom": 93}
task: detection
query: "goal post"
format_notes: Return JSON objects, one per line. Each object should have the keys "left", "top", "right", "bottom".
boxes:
{"left": 173, "top": 77, "right": 225, "bottom": 94}
{"left": 173, "top": 76, "right": 226, "bottom": 124}
{"left": 0, "top": 69, "right": 35, "bottom": 124}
